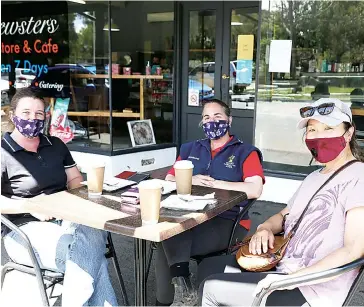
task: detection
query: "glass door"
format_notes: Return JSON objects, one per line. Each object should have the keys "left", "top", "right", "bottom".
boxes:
{"left": 222, "top": 2, "right": 259, "bottom": 111}
{"left": 180, "top": 1, "right": 260, "bottom": 144}
{"left": 180, "top": 2, "right": 223, "bottom": 143}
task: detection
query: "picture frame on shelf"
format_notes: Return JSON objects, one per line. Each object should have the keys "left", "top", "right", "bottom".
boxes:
{"left": 127, "top": 119, "right": 156, "bottom": 147}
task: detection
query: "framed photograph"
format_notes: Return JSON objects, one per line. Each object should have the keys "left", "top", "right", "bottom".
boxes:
{"left": 127, "top": 119, "right": 156, "bottom": 147}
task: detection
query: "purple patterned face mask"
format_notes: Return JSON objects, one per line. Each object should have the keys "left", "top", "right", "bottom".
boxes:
{"left": 12, "top": 116, "right": 44, "bottom": 138}
{"left": 202, "top": 120, "right": 230, "bottom": 140}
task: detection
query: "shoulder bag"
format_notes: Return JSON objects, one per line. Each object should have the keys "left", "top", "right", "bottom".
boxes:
{"left": 235, "top": 160, "right": 360, "bottom": 272}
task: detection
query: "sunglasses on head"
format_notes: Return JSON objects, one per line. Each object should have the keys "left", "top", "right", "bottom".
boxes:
{"left": 299, "top": 103, "right": 336, "bottom": 118}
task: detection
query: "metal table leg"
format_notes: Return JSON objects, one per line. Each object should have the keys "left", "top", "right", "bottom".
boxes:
{"left": 134, "top": 238, "right": 147, "bottom": 306}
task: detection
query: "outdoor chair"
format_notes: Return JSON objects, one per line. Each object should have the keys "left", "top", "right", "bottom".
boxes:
{"left": 146, "top": 198, "right": 257, "bottom": 280}
{"left": 1, "top": 215, "right": 129, "bottom": 306}
{"left": 252, "top": 257, "right": 364, "bottom": 306}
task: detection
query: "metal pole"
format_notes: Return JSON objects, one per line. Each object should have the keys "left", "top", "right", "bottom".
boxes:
{"left": 134, "top": 238, "right": 147, "bottom": 306}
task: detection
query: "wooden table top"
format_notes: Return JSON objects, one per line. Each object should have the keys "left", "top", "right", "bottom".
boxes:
{"left": 24, "top": 167, "right": 247, "bottom": 242}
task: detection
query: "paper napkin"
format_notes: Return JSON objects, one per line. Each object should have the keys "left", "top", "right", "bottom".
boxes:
{"left": 161, "top": 193, "right": 217, "bottom": 211}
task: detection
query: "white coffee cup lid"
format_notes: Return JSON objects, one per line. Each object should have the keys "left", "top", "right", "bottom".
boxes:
{"left": 84, "top": 162, "right": 106, "bottom": 171}
{"left": 138, "top": 179, "right": 163, "bottom": 190}
{"left": 174, "top": 160, "right": 194, "bottom": 169}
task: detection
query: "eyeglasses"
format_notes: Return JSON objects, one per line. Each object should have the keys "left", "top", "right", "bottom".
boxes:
{"left": 299, "top": 103, "right": 336, "bottom": 118}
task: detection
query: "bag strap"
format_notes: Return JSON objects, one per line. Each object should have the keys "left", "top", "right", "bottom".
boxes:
{"left": 290, "top": 160, "right": 359, "bottom": 235}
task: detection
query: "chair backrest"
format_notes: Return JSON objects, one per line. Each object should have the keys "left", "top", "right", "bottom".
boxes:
{"left": 88, "top": 92, "right": 103, "bottom": 111}
{"left": 227, "top": 199, "right": 256, "bottom": 253}
{"left": 343, "top": 265, "right": 364, "bottom": 306}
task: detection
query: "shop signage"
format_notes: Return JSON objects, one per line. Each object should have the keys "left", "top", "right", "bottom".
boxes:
{"left": 236, "top": 35, "right": 254, "bottom": 85}
{"left": 268, "top": 40, "right": 292, "bottom": 73}
{"left": 1, "top": 18, "right": 60, "bottom": 74}
{"left": 236, "top": 60, "right": 253, "bottom": 85}
{"left": 1, "top": 16, "right": 65, "bottom": 93}
{"left": 188, "top": 88, "right": 200, "bottom": 106}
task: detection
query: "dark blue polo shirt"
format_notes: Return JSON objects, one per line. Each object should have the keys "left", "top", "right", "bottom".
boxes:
{"left": 1, "top": 132, "right": 76, "bottom": 231}
{"left": 179, "top": 136, "right": 263, "bottom": 220}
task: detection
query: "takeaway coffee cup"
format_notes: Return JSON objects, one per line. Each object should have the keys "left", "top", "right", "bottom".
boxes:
{"left": 86, "top": 163, "right": 105, "bottom": 198}
{"left": 138, "top": 180, "right": 162, "bottom": 225}
{"left": 174, "top": 160, "right": 194, "bottom": 196}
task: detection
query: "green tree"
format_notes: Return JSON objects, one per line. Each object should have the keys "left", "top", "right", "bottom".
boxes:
{"left": 69, "top": 13, "right": 95, "bottom": 64}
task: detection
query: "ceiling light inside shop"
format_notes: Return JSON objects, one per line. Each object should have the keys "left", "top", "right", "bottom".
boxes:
{"left": 103, "top": 19, "right": 120, "bottom": 31}
{"left": 147, "top": 12, "right": 174, "bottom": 23}
{"left": 68, "top": 0, "right": 86, "bottom": 4}
{"left": 231, "top": 13, "right": 243, "bottom": 26}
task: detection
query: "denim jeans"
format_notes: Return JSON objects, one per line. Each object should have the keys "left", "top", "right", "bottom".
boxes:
{"left": 3, "top": 221, "right": 118, "bottom": 306}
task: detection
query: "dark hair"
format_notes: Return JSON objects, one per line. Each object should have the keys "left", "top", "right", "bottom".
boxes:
{"left": 7, "top": 88, "right": 45, "bottom": 131}
{"left": 202, "top": 99, "right": 231, "bottom": 117}
{"left": 10, "top": 88, "right": 45, "bottom": 113}
{"left": 344, "top": 122, "right": 364, "bottom": 162}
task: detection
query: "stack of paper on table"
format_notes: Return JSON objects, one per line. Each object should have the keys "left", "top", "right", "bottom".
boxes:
{"left": 81, "top": 177, "right": 136, "bottom": 192}
{"left": 120, "top": 179, "right": 177, "bottom": 206}
{"left": 161, "top": 193, "right": 216, "bottom": 211}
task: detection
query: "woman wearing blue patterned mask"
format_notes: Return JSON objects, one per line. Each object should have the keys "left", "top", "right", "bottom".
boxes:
{"left": 154, "top": 99, "right": 265, "bottom": 306}
{"left": 1, "top": 88, "right": 118, "bottom": 306}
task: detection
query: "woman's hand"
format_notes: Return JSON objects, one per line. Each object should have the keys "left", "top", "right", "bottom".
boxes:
{"left": 249, "top": 225, "right": 275, "bottom": 255}
{"left": 192, "top": 175, "right": 215, "bottom": 186}
{"left": 30, "top": 213, "right": 54, "bottom": 221}
{"left": 253, "top": 274, "right": 294, "bottom": 298}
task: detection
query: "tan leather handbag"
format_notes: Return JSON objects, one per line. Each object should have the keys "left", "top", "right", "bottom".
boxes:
{"left": 235, "top": 160, "right": 359, "bottom": 272}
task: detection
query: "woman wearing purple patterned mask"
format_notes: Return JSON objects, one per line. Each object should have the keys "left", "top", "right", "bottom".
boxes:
{"left": 154, "top": 99, "right": 265, "bottom": 306}
{"left": 2, "top": 88, "right": 118, "bottom": 306}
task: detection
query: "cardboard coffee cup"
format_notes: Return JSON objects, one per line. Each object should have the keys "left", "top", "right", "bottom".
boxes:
{"left": 138, "top": 180, "right": 162, "bottom": 225}
{"left": 86, "top": 164, "right": 105, "bottom": 198}
{"left": 174, "top": 160, "right": 194, "bottom": 196}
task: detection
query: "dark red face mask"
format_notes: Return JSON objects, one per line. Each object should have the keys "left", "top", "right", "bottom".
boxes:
{"left": 305, "top": 135, "right": 347, "bottom": 163}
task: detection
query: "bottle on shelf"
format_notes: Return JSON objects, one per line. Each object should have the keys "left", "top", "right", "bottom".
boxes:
{"left": 146, "top": 61, "right": 151, "bottom": 75}
{"left": 146, "top": 61, "right": 152, "bottom": 88}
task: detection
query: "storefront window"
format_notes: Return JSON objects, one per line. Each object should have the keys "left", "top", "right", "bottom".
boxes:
{"left": 255, "top": 0, "right": 364, "bottom": 168}
{"left": 1, "top": 1, "right": 175, "bottom": 153}
{"left": 1, "top": 1, "right": 111, "bottom": 151}
{"left": 110, "top": 2, "right": 174, "bottom": 151}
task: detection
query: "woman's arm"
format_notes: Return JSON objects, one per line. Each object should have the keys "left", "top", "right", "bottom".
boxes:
{"left": 254, "top": 206, "right": 364, "bottom": 295}
{"left": 258, "top": 207, "right": 289, "bottom": 235}
{"left": 210, "top": 176, "right": 263, "bottom": 199}
{"left": 289, "top": 206, "right": 364, "bottom": 281}
{"left": 66, "top": 166, "right": 83, "bottom": 190}
{"left": 249, "top": 207, "right": 289, "bottom": 254}
{"left": 165, "top": 173, "right": 217, "bottom": 187}
{"left": 0, "top": 195, "right": 28, "bottom": 214}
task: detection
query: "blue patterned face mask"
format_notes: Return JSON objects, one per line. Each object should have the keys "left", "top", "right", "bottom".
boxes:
{"left": 202, "top": 120, "right": 230, "bottom": 140}
{"left": 12, "top": 116, "right": 44, "bottom": 138}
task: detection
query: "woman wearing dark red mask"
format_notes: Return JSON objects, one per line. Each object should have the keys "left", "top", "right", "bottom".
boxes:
{"left": 197, "top": 98, "right": 364, "bottom": 306}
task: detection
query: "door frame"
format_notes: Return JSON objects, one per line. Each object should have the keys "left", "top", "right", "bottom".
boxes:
{"left": 179, "top": 1, "right": 261, "bottom": 145}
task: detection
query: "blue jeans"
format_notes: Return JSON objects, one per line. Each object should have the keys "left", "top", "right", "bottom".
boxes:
{"left": 3, "top": 221, "right": 118, "bottom": 306}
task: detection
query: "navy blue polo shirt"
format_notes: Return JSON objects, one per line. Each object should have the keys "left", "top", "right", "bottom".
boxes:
{"left": 1, "top": 132, "right": 76, "bottom": 230}
{"left": 178, "top": 136, "right": 263, "bottom": 220}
